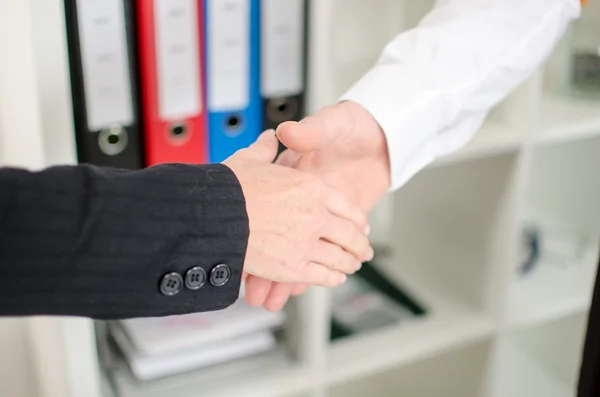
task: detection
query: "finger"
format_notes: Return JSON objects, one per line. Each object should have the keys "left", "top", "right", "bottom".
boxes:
{"left": 264, "top": 282, "right": 295, "bottom": 312}
{"left": 296, "top": 262, "right": 347, "bottom": 287}
{"left": 325, "top": 186, "right": 369, "bottom": 234}
{"left": 291, "top": 283, "right": 309, "bottom": 296}
{"left": 321, "top": 215, "right": 374, "bottom": 263}
{"left": 244, "top": 275, "right": 273, "bottom": 307}
{"left": 240, "top": 129, "right": 279, "bottom": 163}
{"left": 312, "top": 239, "right": 362, "bottom": 274}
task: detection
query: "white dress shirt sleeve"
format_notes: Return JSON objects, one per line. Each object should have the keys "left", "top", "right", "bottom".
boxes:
{"left": 339, "top": 0, "right": 581, "bottom": 190}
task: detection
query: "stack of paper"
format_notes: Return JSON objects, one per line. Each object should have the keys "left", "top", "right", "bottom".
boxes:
{"left": 110, "top": 296, "right": 286, "bottom": 381}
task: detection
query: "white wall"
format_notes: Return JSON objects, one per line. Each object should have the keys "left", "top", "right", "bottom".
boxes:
{"left": 0, "top": 319, "right": 35, "bottom": 397}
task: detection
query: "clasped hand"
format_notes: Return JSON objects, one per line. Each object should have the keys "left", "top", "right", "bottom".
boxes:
{"left": 224, "top": 100, "right": 390, "bottom": 311}
{"left": 223, "top": 127, "right": 373, "bottom": 301}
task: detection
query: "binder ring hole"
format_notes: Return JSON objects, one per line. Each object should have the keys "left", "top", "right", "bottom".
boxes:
{"left": 170, "top": 124, "right": 187, "bottom": 139}
{"left": 267, "top": 97, "right": 298, "bottom": 123}
{"left": 108, "top": 135, "right": 119, "bottom": 145}
{"left": 224, "top": 115, "right": 244, "bottom": 136}
{"left": 167, "top": 123, "right": 192, "bottom": 146}
{"left": 227, "top": 116, "right": 240, "bottom": 128}
{"left": 98, "top": 125, "right": 128, "bottom": 156}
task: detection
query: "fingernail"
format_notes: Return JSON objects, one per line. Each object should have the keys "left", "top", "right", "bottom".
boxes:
{"left": 365, "top": 247, "right": 375, "bottom": 262}
{"left": 340, "top": 274, "right": 347, "bottom": 283}
{"left": 365, "top": 224, "right": 371, "bottom": 235}
{"left": 356, "top": 261, "right": 363, "bottom": 271}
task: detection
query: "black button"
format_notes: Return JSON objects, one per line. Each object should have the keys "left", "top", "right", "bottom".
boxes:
{"left": 209, "top": 264, "right": 231, "bottom": 286}
{"left": 185, "top": 266, "right": 207, "bottom": 290}
{"left": 159, "top": 272, "right": 183, "bottom": 296}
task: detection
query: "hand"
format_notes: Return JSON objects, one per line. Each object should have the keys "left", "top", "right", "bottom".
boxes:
{"left": 222, "top": 129, "right": 374, "bottom": 290}
{"left": 277, "top": 100, "right": 391, "bottom": 211}
{"left": 243, "top": 101, "right": 391, "bottom": 311}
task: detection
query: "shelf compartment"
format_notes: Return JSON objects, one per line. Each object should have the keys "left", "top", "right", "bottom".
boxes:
{"left": 326, "top": 154, "right": 520, "bottom": 385}
{"left": 97, "top": 290, "right": 318, "bottom": 397}
{"left": 389, "top": 153, "right": 521, "bottom": 313}
{"left": 508, "top": 239, "right": 598, "bottom": 327}
{"left": 487, "top": 312, "right": 588, "bottom": 397}
{"left": 328, "top": 339, "right": 493, "bottom": 397}
{"left": 107, "top": 348, "right": 310, "bottom": 397}
{"left": 511, "top": 135, "right": 600, "bottom": 327}
{"left": 488, "top": 340, "right": 572, "bottom": 397}
{"left": 536, "top": 94, "right": 600, "bottom": 144}
{"left": 327, "top": 255, "right": 494, "bottom": 384}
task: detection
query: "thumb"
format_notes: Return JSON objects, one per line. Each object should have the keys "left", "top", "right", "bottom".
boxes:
{"left": 276, "top": 107, "right": 342, "bottom": 153}
{"left": 241, "top": 129, "right": 279, "bottom": 163}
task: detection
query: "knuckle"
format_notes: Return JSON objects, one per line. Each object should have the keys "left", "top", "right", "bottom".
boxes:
{"left": 303, "top": 176, "right": 326, "bottom": 202}
{"left": 306, "top": 208, "right": 327, "bottom": 232}
{"left": 314, "top": 211, "right": 327, "bottom": 229}
{"left": 296, "top": 239, "right": 311, "bottom": 258}
{"left": 340, "top": 219, "right": 354, "bottom": 241}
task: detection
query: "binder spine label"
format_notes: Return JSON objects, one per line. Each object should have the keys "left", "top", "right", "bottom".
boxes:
{"left": 76, "top": 0, "right": 134, "bottom": 131}
{"left": 260, "top": 0, "right": 304, "bottom": 97}
{"left": 155, "top": 0, "right": 202, "bottom": 119}
{"left": 207, "top": 0, "right": 250, "bottom": 111}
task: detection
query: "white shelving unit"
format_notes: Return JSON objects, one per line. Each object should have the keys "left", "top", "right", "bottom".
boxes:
{"left": 1, "top": 1, "right": 599, "bottom": 397}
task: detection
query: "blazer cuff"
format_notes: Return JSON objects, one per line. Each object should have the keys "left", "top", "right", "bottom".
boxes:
{"left": 130, "top": 163, "right": 249, "bottom": 318}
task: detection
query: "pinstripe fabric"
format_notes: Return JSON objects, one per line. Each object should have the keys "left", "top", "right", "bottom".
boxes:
{"left": 0, "top": 163, "right": 248, "bottom": 319}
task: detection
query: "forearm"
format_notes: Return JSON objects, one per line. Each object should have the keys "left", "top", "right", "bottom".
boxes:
{"left": 341, "top": 0, "right": 580, "bottom": 189}
{"left": 0, "top": 163, "right": 248, "bottom": 319}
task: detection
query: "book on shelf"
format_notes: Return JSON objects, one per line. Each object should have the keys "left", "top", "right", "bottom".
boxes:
{"left": 110, "top": 323, "right": 277, "bottom": 381}
{"left": 108, "top": 295, "right": 286, "bottom": 380}
{"left": 330, "top": 261, "right": 428, "bottom": 341}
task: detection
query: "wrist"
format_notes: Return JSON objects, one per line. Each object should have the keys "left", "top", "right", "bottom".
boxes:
{"left": 336, "top": 100, "right": 392, "bottom": 190}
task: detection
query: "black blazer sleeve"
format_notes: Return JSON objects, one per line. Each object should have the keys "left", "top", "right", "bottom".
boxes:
{"left": 0, "top": 163, "right": 249, "bottom": 319}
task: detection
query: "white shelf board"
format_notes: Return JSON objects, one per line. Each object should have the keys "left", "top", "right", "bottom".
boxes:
{"left": 110, "top": 348, "right": 311, "bottom": 397}
{"left": 429, "top": 121, "right": 522, "bottom": 168}
{"left": 326, "top": 255, "right": 494, "bottom": 385}
{"left": 536, "top": 94, "right": 600, "bottom": 145}
{"left": 507, "top": 242, "right": 598, "bottom": 328}
{"left": 327, "top": 308, "right": 493, "bottom": 386}
{"left": 488, "top": 338, "right": 574, "bottom": 397}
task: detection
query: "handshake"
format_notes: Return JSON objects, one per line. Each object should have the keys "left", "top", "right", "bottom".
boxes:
{"left": 222, "top": 101, "right": 391, "bottom": 311}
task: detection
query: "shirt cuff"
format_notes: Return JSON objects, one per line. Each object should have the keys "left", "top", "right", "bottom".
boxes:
{"left": 339, "top": 63, "right": 449, "bottom": 191}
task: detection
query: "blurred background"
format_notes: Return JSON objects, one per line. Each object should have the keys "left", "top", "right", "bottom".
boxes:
{"left": 1, "top": 0, "right": 599, "bottom": 396}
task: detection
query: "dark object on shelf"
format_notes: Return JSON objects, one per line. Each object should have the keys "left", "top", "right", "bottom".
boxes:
{"left": 330, "top": 260, "right": 428, "bottom": 341}
{"left": 571, "top": 52, "right": 600, "bottom": 93}
{"left": 519, "top": 227, "right": 541, "bottom": 275}
{"left": 564, "top": 5, "right": 600, "bottom": 99}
